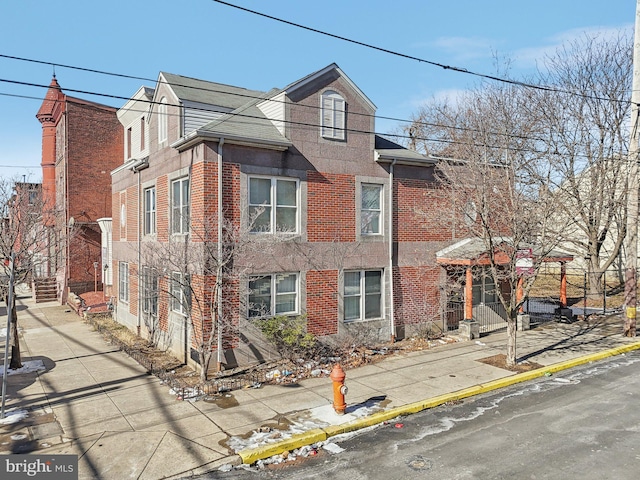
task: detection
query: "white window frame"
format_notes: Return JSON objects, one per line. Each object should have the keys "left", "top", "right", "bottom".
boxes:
{"left": 141, "top": 266, "right": 158, "bottom": 316}
{"left": 321, "top": 90, "right": 346, "bottom": 140}
{"left": 171, "top": 177, "right": 190, "bottom": 235}
{"left": 248, "top": 176, "right": 299, "bottom": 234}
{"left": 144, "top": 186, "right": 156, "bottom": 235}
{"left": 170, "top": 271, "right": 190, "bottom": 315}
{"left": 158, "top": 97, "right": 168, "bottom": 144}
{"left": 343, "top": 269, "right": 384, "bottom": 322}
{"left": 118, "top": 262, "right": 129, "bottom": 303}
{"left": 361, "top": 183, "right": 383, "bottom": 235}
{"left": 248, "top": 273, "right": 299, "bottom": 317}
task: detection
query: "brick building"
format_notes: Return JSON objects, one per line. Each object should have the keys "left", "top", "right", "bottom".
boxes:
{"left": 110, "top": 64, "right": 465, "bottom": 373}
{"left": 36, "top": 76, "right": 123, "bottom": 302}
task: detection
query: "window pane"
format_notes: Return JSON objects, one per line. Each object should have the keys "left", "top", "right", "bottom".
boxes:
{"left": 364, "top": 271, "right": 382, "bottom": 293}
{"left": 250, "top": 178, "right": 271, "bottom": 205}
{"left": 250, "top": 206, "right": 271, "bottom": 232}
{"left": 365, "top": 293, "right": 381, "bottom": 318}
{"left": 276, "top": 180, "right": 296, "bottom": 206}
{"left": 276, "top": 207, "right": 296, "bottom": 232}
{"left": 361, "top": 211, "right": 380, "bottom": 234}
{"left": 362, "top": 185, "right": 381, "bottom": 210}
{"left": 276, "top": 294, "right": 296, "bottom": 314}
{"left": 249, "top": 277, "right": 271, "bottom": 316}
{"left": 344, "top": 272, "right": 361, "bottom": 296}
{"left": 344, "top": 297, "right": 360, "bottom": 320}
{"left": 276, "top": 274, "right": 297, "bottom": 294}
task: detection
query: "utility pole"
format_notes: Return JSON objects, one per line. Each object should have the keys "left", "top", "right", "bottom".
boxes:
{"left": 624, "top": 0, "right": 640, "bottom": 337}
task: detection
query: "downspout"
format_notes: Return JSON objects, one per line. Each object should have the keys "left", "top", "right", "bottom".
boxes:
{"left": 388, "top": 159, "right": 397, "bottom": 342}
{"left": 64, "top": 109, "right": 70, "bottom": 304}
{"left": 217, "top": 138, "right": 224, "bottom": 371}
{"left": 137, "top": 167, "right": 141, "bottom": 335}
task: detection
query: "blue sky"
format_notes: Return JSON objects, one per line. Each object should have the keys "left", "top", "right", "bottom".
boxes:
{"left": 0, "top": 0, "right": 634, "bottom": 183}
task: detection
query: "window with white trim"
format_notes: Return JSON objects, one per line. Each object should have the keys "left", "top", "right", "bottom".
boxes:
{"left": 344, "top": 270, "right": 383, "bottom": 321}
{"left": 170, "top": 271, "right": 191, "bottom": 315}
{"left": 248, "top": 273, "right": 299, "bottom": 317}
{"left": 118, "top": 262, "right": 129, "bottom": 303}
{"left": 158, "top": 97, "right": 168, "bottom": 144}
{"left": 361, "top": 183, "right": 383, "bottom": 235}
{"left": 144, "top": 186, "right": 156, "bottom": 235}
{"left": 141, "top": 266, "right": 158, "bottom": 316}
{"left": 248, "top": 177, "right": 298, "bottom": 233}
{"left": 321, "top": 90, "right": 345, "bottom": 140}
{"left": 171, "top": 177, "right": 189, "bottom": 234}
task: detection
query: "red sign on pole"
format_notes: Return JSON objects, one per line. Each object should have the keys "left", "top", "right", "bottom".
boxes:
{"left": 516, "top": 248, "right": 534, "bottom": 276}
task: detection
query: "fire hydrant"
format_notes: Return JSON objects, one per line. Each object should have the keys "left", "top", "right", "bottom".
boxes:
{"left": 330, "top": 363, "right": 348, "bottom": 415}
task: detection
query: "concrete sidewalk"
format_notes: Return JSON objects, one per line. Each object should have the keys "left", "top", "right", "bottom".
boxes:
{"left": 2, "top": 290, "right": 640, "bottom": 480}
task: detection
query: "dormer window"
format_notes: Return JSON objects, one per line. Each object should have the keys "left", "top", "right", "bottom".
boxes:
{"left": 321, "top": 90, "right": 345, "bottom": 140}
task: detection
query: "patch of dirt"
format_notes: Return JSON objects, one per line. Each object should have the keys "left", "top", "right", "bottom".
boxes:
{"left": 478, "top": 354, "right": 544, "bottom": 372}
{"left": 77, "top": 292, "right": 464, "bottom": 390}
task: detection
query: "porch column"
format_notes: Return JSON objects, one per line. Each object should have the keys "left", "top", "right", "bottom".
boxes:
{"left": 461, "top": 266, "right": 480, "bottom": 340}
{"left": 517, "top": 277, "right": 524, "bottom": 313}
{"left": 560, "top": 262, "right": 567, "bottom": 308}
{"left": 465, "top": 267, "right": 473, "bottom": 320}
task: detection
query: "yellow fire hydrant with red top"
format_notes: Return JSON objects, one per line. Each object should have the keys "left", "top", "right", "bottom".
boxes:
{"left": 330, "top": 363, "right": 347, "bottom": 414}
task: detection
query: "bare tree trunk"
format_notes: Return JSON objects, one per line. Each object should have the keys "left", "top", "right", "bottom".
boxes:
{"left": 6, "top": 292, "right": 21, "bottom": 370}
{"left": 506, "top": 316, "right": 517, "bottom": 367}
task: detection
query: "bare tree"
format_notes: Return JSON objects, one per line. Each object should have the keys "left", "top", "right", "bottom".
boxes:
{"left": 0, "top": 178, "right": 62, "bottom": 369}
{"left": 407, "top": 74, "right": 563, "bottom": 366}
{"left": 406, "top": 32, "right": 632, "bottom": 364}
{"left": 528, "top": 32, "right": 632, "bottom": 296}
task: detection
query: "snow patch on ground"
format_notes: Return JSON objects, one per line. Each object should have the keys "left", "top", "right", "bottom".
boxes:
{"left": 0, "top": 409, "right": 28, "bottom": 425}
{"left": 0, "top": 359, "right": 46, "bottom": 376}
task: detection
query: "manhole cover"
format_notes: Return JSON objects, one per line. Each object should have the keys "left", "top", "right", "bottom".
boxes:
{"left": 406, "top": 455, "right": 433, "bottom": 471}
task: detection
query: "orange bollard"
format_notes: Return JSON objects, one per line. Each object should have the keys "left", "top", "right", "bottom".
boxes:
{"left": 330, "top": 363, "right": 347, "bottom": 415}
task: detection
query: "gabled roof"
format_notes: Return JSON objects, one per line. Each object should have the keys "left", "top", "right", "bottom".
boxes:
{"left": 269, "top": 63, "right": 377, "bottom": 112}
{"left": 172, "top": 94, "right": 291, "bottom": 151}
{"left": 160, "top": 72, "right": 266, "bottom": 110}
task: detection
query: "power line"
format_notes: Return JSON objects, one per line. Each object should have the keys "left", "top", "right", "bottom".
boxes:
{"left": 210, "top": 0, "right": 632, "bottom": 105}
{"left": 0, "top": 53, "right": 549, "bottom": 142}
{"left": 0, "top": 78, "right": 623, "bottom": 161}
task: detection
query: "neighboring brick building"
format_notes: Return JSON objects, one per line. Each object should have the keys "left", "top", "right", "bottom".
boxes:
{"left": 36, "top": 76, "right": 123, "bottom": 302}
{"left": 110, "top": 64, "right": 465, "bottom": 373}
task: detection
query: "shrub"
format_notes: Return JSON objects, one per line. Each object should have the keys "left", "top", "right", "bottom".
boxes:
{"left": 256, "top": 314, "right": 316, "bottom": 357}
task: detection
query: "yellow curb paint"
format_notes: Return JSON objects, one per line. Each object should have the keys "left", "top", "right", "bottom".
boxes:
{"left": 238, "top": 429, "right": 327, "bottom": 465}
{"left": 238, "top": 341, "right": 640, "bottom": 464}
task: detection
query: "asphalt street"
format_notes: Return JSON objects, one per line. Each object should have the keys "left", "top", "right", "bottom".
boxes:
{"left": 199, "top": 350, "right": 640, "bottom": 479}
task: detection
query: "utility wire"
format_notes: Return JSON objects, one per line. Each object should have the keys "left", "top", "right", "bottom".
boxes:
{"left": 0, "top": 53, "right": 550, "bottom": 142}
{"left": 210, "top": 0, "right": 632, "bottom": 105}
{"left": 0, "top": 82, "right": 622, "bottom": 160}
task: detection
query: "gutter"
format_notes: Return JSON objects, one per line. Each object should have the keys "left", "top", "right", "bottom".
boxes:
{"left": 129, "top": 158, "right": 149, "bottom": 335}
{"left": 171, "top": 130, "right": 290, "bottom": 152}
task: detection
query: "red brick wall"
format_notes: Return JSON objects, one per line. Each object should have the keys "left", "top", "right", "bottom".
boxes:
{"left": 156, "top": 175, "right": 169, "bottom": 242}
{"left": 129, "top": 263, "right": 139, "bottom": 316}
{"left": 306, "top": 270, "right": 338, "bottom": 335}
{"left": 393, "top": 266, "right": 442, "bottom": 327}
{"left": 190, "top": 161, "right": 241, "bottom": 242}
{"left": 307, "top": 172, "right": 355, "bottom": 242}
{"left": 395, "top": 178, "right": 454, "bottom": 242}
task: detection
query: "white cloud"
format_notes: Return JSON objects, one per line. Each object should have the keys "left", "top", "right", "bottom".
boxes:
{"left": 428, "top": 36, "right": 500, "bottom": 62}
{"left": 514, "top": 24, "right": 633, "bottom": 69}
{"left": 407, "top": 88, "right": 470, "bottom": 111}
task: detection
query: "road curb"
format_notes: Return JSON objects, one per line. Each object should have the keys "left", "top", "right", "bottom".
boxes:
{"left": 237, "top": 341, "right": 640, "bottom": 464}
